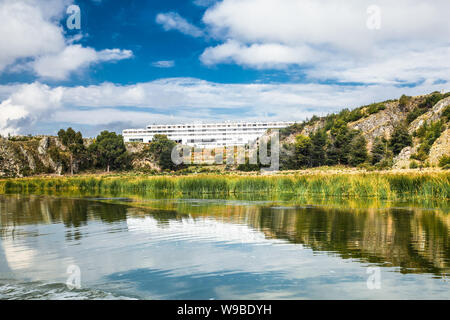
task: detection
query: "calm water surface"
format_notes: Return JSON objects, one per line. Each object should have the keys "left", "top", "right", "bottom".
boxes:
{"left": 0, "top": 194, "right": 449, "bottom": 299}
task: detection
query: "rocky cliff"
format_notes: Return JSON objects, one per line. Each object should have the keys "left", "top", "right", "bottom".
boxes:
{"left": 0, "top": 137, "right": 158, "bottom": 178}
{"left": 0, "top": 136, "right": 65, "bottom": 178}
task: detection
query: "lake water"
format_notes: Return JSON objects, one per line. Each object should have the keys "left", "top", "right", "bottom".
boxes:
{"left": 0, "top": 193, "right": 449, "bottom": 299}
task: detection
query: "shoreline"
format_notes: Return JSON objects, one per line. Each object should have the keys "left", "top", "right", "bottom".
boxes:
{"left": 0, "top": 166, "right": 447, "bottom": 179}
{"left": 1, "top": 169, "right": 448, "bottom": 200}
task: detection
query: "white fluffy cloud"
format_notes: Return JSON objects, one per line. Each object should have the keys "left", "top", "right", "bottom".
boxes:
{"left": 201, "top": 40, "right": 320, "bottom": 69}
{"left": 0, "top": 0, "right": 132, "bottom": 80}
{"left": 156, "top": 12, "right": 204, "bottom": 37}
{"left": 1, "top": 78, "right": 448, "bottom": 136}
{"left": 0, "top": 0, "right": 66, "bottom": 71}
{"left": 0, "top": 82, "right": 63, "bottom": 135}
{"left": 198, "top": 0, "right": 450, "bottom": 84}
{"left": 33, "top": 46, "right": 133, "bottom": 80}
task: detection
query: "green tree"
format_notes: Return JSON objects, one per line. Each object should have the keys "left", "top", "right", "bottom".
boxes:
{"left": 147, "top": 135, "right": 181, "bottom": 171}
{"left": 309, "top": 130, "right": 327, "bottom": 167}
{"left": 442, "top": 105, "right": 450, "bottom": 122}
{"left": 370, "top": 137, "right": 385, "bottom": 165}
{"left": 419, "top": 92, "right": 446, "bottom": 109}
{"left": 57, "top": 127, "right": 85, "bottom": 175}
{"left": 412, "top": 120, "right": 444, "bottom": 161}
{"left": 326, "top": 120, "right": 358, "bottom": 165}
{"left": 90, "top": 131, "right": 129, "bottom": 172}
{"left": 439, "top": 155, "right": 450, "bottom": 169}
{"left": 389, "top": 124, "right": 412, "bottom": 155}
{"left": 399, "top": 94, "right": 410, "bottom": 109}
{"left": 294, "top": 135, "right": 312, "bottom": 168}
{"left": 349, "top": 135, "right": 368, "bottom": 166}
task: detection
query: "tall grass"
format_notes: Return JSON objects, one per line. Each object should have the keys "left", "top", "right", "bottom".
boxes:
{"left": 0, "top": 172, "right": 448, "bottom": 200}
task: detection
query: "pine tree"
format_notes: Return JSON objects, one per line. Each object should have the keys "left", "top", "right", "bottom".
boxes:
{"left": 349, "top": 135, "right": 368, "bottom": 166}
{"left": 371, "top": 137, "right": 385, "bottom": 164}
{"left": 389, "top": 124, "right": 412, "bottom": 155}
{"left": 309, "top": 130, "right": 327, "bottom": 167}
{"left": 294, "top": 135, "right": 312, "bottom": 168}
{"left": 90, "top": 131, "right": 129, "bottom": 172}
{"left": 148, "top": 135, "right": 181, "bottom": 171}
{"left": 57, "top": 128, "right": 85, "bottom": 175}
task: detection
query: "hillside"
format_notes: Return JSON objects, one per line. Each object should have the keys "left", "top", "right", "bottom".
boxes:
{"left": 279, "top": 91, "right": 450, "bottom": 169}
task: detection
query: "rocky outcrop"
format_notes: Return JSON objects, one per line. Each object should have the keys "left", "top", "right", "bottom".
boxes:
{"left": 0, "top": 136, "right": 67, "bottom": 177}
{"left": 0, "top": 137, "right": 161, "bottom": 178}
{"left": 392, "top": 146, "right": 416, "bottom": 169}
{"left": 125, "top": 142, "right": 161, "bottom": 172}
{"left": 429, "top": 128, "right": 450, "bottom": 166}
{"left": 349, "top": 101, "right": 406, "bottom": 149}
{"left": 409, "top": 96, "right": 450, "bottom": 134}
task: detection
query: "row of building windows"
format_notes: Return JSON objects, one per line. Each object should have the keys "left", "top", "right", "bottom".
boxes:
{"left": 145, "top": 122, "right": 291, "bottom": 130}
{"left": 124, "top": 129, "right": 271, "bottom": 134}
{"left": 124, "top": 132, "right": 264, "bottom": 137}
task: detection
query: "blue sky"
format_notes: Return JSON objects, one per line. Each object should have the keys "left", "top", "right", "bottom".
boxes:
{"left": 0, "top": 0, "right": 449, "bottom": 137}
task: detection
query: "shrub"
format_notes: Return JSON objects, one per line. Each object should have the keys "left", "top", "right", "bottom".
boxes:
{"left": 389, "top": 124, "right": 412, "bottom": 155}
{"left": 399, "top": 95, "right": 411, "bottom": 109}
{"left": 418, "top": 92, "right": 445, "bottom": 109}
{"left": 439, "top": 155, "right": 450, "bottom": 169}
{"left": 406, "top": 107, "right": 426, "bottom": 124}
{"left": 442, "top": 105, "right": 450, "bottom": 122}
{"left": 409, "top": 161, "right": 418, "bottom": 169}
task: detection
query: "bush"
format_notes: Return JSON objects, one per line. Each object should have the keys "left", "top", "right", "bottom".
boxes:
{"left": 367, "top": 103, "right": 386, "bottom": 115}
{"left": 439, "top": 155, "right": 450, "bottom": 169}
{"left": 418, "top": 92, "right": 446, "bottom": 109}
{"left": 442, "top": 105, "right": 450, "bottom": 122}
{"left": 389, "top": 124, "right": 412, "bottom": 155}
{"left": 406, "top": 107, "right": 426, "bottom": 124}
{"left": 346, "top": 109, "right": 364, "bottom": 122}
{"left": 399, "top": 95, "right": 411, "bottom": 109}
{"left": 409, "top": 161, "right": 418, "bottom": 169}
{"left": 237, "top": 163, "right": 260, "bottom": 172}
{"left": 412, "top": 120, "right": 444, "bottom": 161}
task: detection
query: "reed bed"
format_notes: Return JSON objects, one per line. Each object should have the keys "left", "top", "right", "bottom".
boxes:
{"left": 0, "top": 172, "right": 448, "bottom": 200}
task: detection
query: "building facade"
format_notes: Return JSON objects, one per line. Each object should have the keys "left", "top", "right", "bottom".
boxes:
{"left": 123, "top": 121, "right": 296, "bottom": 148}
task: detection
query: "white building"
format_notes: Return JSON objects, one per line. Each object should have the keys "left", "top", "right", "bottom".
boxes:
{"left": 123, "top": 121, "right": 296, "bottom": 148}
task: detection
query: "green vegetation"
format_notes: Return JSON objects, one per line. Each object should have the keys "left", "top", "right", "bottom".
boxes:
{"left": 371, "top": 137, "right": 388, "bottom": 165}
{"left": 277, "top": 93, "right": 435, "bottom": 170}
{"left": 280, "top": 97, "right": 393, "bottom": 143}
{"left": 236, "top": 161, "right": 260, "bottom": 172}
{"left": 389, "top": 124, "right": 412, "bottom": 156}
{"left": 367, "top": 103, "right": 386, "bottom": 115}
{"left": 439, "top": 155, "right": 450, "bottom": 170}
{"left": 399, "top": 94, "right": 411, "bottom": 109}
{"left": 58, "top": 128, "right": 87, "bottom": 175}
{"left": 283, "top": 116, "right": 414, "bottom": 170}
{"left": 349, "top": 135, "right": 368, "bottom": 166}
{"left": 418, "top": 91, "right": 450, "bottom": 109}
{"left": 294, "top": 134, "right": 312, "bottom": 167}
{"left": 406, "top": 107, "right": 427, "bottom": 124}
{"left": 88, "top": 131, "right": 130, "bottom": 172}
{"left": 443, "top": 105, "right": 450, "bottom": 122}
{"left": 1, "top": 172, "right": 448, "bottom": 200}
{"left": 412, "top": 120, "right": 445, "bottom": 161}
{"left": 326, "top": 120, "right": 357, "bottom": 166}
{"left": 409, "top": 160, "right": 419, "bottom": 169}
{"left": 406, "top": 91, "right": 450, "bottom": 124}
{"left": 145, "top": 134, "right": 183, "bottom": 171}
{"left": 283, "top": 120, "right": 369, "bottom": 170}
